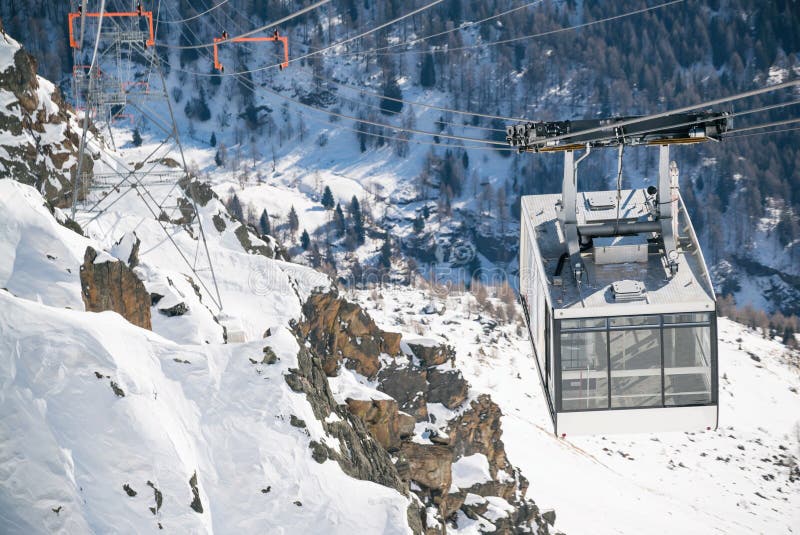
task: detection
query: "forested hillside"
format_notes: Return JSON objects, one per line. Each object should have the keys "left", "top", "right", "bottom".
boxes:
{"left": 2, "top": 0, "right": 799, "bottom": 320}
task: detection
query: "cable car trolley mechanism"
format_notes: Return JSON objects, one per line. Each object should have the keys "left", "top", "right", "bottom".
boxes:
{"left": 510, "top": 113, "right": 729, "bottom": 436}
{"left": 213, "top": 29, "right": 289, "bottom": 72}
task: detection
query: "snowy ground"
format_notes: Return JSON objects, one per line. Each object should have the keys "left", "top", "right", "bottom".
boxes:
{"left": 0, "top": 179, "right": 410, "bottom": 534}
{"left": 351, "top": 285, "right": 800, "bottom": 535}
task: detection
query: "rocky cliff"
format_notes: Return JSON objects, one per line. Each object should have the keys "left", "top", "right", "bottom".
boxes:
{"left": 296, "top": 290, "right": 551, "bottom": 534}
{"left": 0, "top": 28, "right": 85, "bottom": 206}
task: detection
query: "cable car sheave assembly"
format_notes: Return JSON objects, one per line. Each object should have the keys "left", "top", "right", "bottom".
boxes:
{"left": 213, "top": 29, "right": 289, "bottom": 72}
{"left": 508, "top": 113, "right": 730, "bottom": 282}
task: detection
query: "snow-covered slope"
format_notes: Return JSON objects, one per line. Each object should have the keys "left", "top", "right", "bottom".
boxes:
{"left": 0, "top": 180, "right": 90, "bottom": 309}
{"left": 0, "top": 179, "right": 410, "bottom": 534}
{"left": 353, "top": 286, "right": 800, "bottom": 535}
{"left": 0, "top": 291, "right": 409, "bottom": 534}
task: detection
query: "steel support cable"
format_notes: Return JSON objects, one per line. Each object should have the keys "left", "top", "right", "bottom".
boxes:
{"left": 164, "top": 4, "right": 508, "bottom": 148}
{"left": 196, "top": 0, "right": 677, "bottom": 66}
{"left": 163, "top": 1, "right": 512, "bottom": 151}
{"left": 336, "top": 0, "right": 547, "bottom": 57}
{"left": 155, "top": 0, "right": 331, "bottom": 48}
{"left": 723, "top": 116, "right": 800, "bottom": 137}
{"left": 175, "top": 6, "right": 522, "bottom": 124}
{"left": 521, "top": 79, "right": 800, "bottom": 147}
{"left": 153, "top": 50, "right": 224, "bottom": 311}
{"left": 81, "top": 108, "right": 224, "bottom": 310}
{"left": 155, "top": 0, "right": 230, "bottom": 24}
{"left": 228, "top": 59, "right": 508, "bottom": 147}
{"left": 75, "top": 12, "right": 224, "bottom": 309}
{"left": 72, "top": 0, "right": 106, "bottom": 219}
{"left": 81, "top": 121, "right": 180, "bottom": 218}
{"left": 165, "top": 0, "right": 506, "bottom": 152}
{"left": 169, "top": 0, "right": 443, "bottom": 70}
{"left": 277, "top": 44, "right": 514, "bottom": 128}
{"left": 83, "top": 139, "right": 178, "bottom": 222}
{"left": 181, "top": 0, "right": 507, "bottom": 133}
{"left": 368, "top": 0, "right": 685, "bottom": 56}
{"left": 237, "top": 73, "right": 515, "bottom": 152}
{"left": 79, "top": 0, "right": 88, "bottom": 48}
{"left": 226, "top": 75, "right": 509, "bottom": 146}
{"left": 155, "top": 26, "right": 514, "bottom": 140}
{"left": 170, "top": 1, "right": 680, "bottom": 123}
{"left": 724, "top": 125, "right": 800, "bottom": 139}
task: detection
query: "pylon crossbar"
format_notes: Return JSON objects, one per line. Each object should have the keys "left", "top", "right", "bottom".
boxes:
{"left": 213, "top": 30, "right": 288, "bottom": 72}
{"left": 69, "top": 10, "right": 155, "bottom": 49}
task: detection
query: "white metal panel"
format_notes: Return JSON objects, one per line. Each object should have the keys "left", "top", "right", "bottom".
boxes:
{"left": 556, "top": 405, "right": 717, "bottom": 435}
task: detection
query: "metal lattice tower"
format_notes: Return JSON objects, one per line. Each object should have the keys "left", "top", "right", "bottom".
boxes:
{"left": 69, "top": 1, "right": 223, "bottom": 311}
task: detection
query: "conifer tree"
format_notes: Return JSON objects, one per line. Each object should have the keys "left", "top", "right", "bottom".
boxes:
{"left": 349, "top": 196, "right": 365, "bottom": 245}
{"left": 259, "top": 208, "right": 271, "bottom": 235}
{"left": 413, "top": 215, "right": 425, "bottom": 234}
{"left": 228, "top": 194, "right": 244, "bottom": 221}
{"left": 288, "top": 206, "right": 299, "bottom": 238}
{"left": 380, "top": 79, "right": 403, "bottom": 115}
{"left": 334, "top": 202, "right": 346, "bottom": 237}
{"left": 379, "top": 237, "right": 392, "bottom": 270}
{"left": 132, "top": 128, "right": 142, "bottom": 147}
{"left": 321, "top": 185, "right": 335, "bottom": 210}
{"left": 300, "top": 229, "right": 310, "bottom": 250}
{"left": 420, "top": 52, "right": 436, "bottom": 88}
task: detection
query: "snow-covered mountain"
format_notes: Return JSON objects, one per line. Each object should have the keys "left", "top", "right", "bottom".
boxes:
{"left": 0, "top": 11, "right": 799, "bottom": 535}
{"left": 5, "top": 1, "right": 799, "bottom": 316}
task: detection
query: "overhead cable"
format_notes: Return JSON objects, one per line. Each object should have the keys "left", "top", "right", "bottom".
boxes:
{"left": 156, "top": 0, "right": 230, "bottom": 24}
{"left": 156, "top": 0, "right": 330, "bottom": 48}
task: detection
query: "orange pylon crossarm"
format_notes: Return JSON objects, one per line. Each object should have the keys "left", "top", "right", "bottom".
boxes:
{"left": 68, "top": 10, "right": 155, "bottom": 49}
{"left": 213, "top": 30, "right": 289, "bottom": 72}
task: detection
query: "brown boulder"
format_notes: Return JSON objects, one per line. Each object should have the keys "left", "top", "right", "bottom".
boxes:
{"left": 426, "top": 369, "right": 469, "bottom": 410}
{"left": 80, "top": 247, "right": 151, "bottom": 330}
{"left": 446, "top": 395, "right": 514, "bottom": 499}
{"left": 407, "top": 341, "right": 455, "bottom": 367}
{"left": 345, "top": 398, "right": 415, "bottom": 452}
{"left": 397, "top": 443, "right": 452, "bottom": 497}
{"left": 377, "top": 362, "right": 429, "bottom": 421}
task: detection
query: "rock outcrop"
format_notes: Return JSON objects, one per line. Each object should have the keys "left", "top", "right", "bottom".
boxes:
{"left": 397, "top": 442, "right": 453, "bottom": 496}
{"left": 426, "top": 368, "right": 470, "bottom": 409}
{"left": 377, "top": 362, "right": 429, "bottom": 421}
{"left": 345, "top": 398, "right": 415, "bottom": 452}
{"left": 296, "top": 290, "right": 402, "bottom": 378}
{"left": 298, "top": 291, "right": 551, "bottom": 534}
{"left": 0, "top": 34, "right": 85, "bottom": 206}
{"left": 406, "top": 341, "right": 455, "bottom": 367}
{"left": 80, "top": 246, "right": 151, "bottom": 330}
{"left": 283, "top": 345, "right": 406, "bottom": 494}
{"left": 444, "top": 395, "right": 548, "bottom": 533}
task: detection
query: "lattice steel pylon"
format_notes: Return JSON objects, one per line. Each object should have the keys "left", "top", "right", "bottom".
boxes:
{"left": 69, "top": 1, "right": 223, "bottom": 311}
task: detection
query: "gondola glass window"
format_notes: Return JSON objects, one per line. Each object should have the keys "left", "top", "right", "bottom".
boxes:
{"left": 609, "top": 316, "right": 662, "bottom": 409}
{"left": 663, "top": 314, "right": 712, "bottom": 406}
{"left": 556, "top": 313, "right": 714, "bottom": 412}
{"left": 560, "top": 318, "right": 607, "bottom": 410}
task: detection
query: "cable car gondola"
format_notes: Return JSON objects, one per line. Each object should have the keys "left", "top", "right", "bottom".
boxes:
{"left": 511, "top": 113, "right": 728, "bottom": 436}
